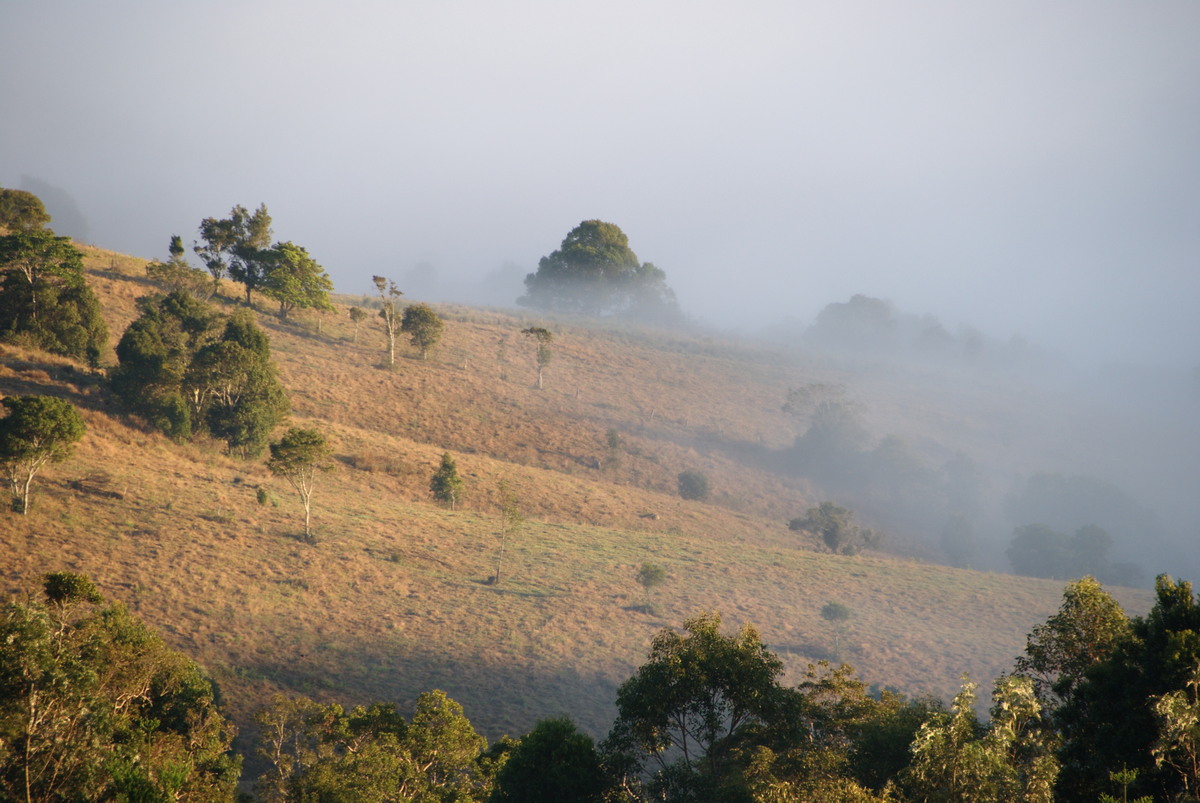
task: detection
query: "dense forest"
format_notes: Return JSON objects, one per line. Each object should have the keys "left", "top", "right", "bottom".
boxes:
{"left": 2, "top": 193, "right": 1198, "bottom": 801}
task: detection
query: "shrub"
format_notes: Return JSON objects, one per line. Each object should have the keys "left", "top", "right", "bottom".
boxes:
{"left": 677, "top": 470, "right": 710, "bottom": 501}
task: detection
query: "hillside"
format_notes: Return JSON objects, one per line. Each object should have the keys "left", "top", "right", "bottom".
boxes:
{"left": 0, "top": 245, "right": 1154, "bottom": 761}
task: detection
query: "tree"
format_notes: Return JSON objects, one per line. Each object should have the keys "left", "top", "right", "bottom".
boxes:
{"left": 521, "top": 326, "right": 552, "bottom": 389}
{"left": 492, "top": 717, "right": 607, "bottom": 802}
{"left": 0, "top": 573, "right": 241, "bottom": 802}
{"left": 194, "top": 203, "right": 273, "bottom": 302}
{"left": 267, "top": 428, "right": 332, "bottom": 542}
{"left": 790, "top": 502, "right": 879, "bottom": 556}
{"left": 145, "top": 234, "right": 214, "bottom": 301}
{"left": 260, "top": 241, "right": 335, "bottom": 320}
{"left": 0, "top": 230, "right": 107, "bottom": 364}
{"left": 492, "top": 481, "right": 524, "bottom": 584}
{"left": 0, "top": 395, "right": 85, "bottom": 514}
{"left": 349, "top": 306, "right": 368, "bottom": 343}
{"left": 636, "top": 563, "right": 667, "bottom": 612}
{"left": 372, "top": 275, "right": 403, "bottom": 367}
{"left": 677, "top": 469, "right": 710, "bottom": 501}
{"left": 606, "top": 612, "right": 787, "bottom": 795}
{"left": 520, "top": 220, "right": 678, "bottom": 319}
{"left": 400, "top": 302, "right": 444, "bottom": 359}
{"left": 430, "top": 451, "right": 464, "bottom": 510}
{"left": 1014, "top": 576, "right": 1130, "bottom": 708}
{"left": 0, "top": 188, "right": 51, "bottom": 232}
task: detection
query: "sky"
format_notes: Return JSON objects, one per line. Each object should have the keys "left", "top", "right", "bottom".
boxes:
{"left": 2, "top": 1, "right": 1198, "bottom": 367}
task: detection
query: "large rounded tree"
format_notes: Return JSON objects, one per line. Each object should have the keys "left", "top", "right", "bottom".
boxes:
{"left": 519, "top": 220, "right": 678, "bottom": 320}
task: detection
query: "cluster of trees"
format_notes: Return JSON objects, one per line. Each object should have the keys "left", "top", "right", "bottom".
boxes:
{"left": 111, "top": 290, "right": 288, "bottom": 456}
{"left": 0, "top": 199, "right": 107, "bottom": 365}
{"left": 519, "top": 220, "right": 679, "bottom": 323}
{"left": 789, "top": 502, "right": 880, "bottom": 555}
{"left": 191, "top": 204, "right": 334, "bottom": 318}
{"left": 0, "top": 574, "right": 241, "bottom": 801}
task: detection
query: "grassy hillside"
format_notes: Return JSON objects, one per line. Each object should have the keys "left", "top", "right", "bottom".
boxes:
{"left": 0, "top": 246, "right": 1153, "bottom": 761}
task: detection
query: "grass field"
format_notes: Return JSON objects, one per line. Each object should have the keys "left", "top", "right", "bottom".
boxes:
{"left": 0, "top": 245, "right": 1154, "bottom": 764}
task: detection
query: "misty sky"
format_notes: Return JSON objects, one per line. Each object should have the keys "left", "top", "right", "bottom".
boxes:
{"left": 2, "top": 1, "right": 1197, "bottom": 367}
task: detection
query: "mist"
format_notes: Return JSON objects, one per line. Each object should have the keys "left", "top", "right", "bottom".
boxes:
{"left": 3, "top": 2, "right": 1198, "bottom": 580}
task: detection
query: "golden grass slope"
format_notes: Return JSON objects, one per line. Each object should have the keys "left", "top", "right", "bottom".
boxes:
{"left": 0, "top": 246, "right": 1152, "bottom": 754}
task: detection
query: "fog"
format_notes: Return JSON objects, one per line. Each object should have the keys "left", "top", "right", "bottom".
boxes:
{"left": 3, "top": 2, "right": 1199, "bottom": 579}
{"left": 3, "top": 1, "right": 1198, "bottom": 368}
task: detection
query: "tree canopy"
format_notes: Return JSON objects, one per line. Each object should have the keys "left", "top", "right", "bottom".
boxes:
{"left": 0, "top": 188, "right": 51, "bottom": 232}
{"left": 260, "top": 241, "right": 334, "bottom": 319}
{"left": 519, "top": 220, "right": 679, "bottom": 320}
{"left": 267, "top": 427, "right": 332, "bottom": 541}
{"left": 194, "top": 203, "right": 273, "bottom": 302}
{"left": 0, "top": 394, "right": 85, "bottom": 514}
{"left": 400, "top": 302, "right": 444, "bottom": 359}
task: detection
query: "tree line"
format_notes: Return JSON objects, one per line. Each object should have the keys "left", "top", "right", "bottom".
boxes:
{"left": 5, "top": 573, "right": 1200, "bottom": 801}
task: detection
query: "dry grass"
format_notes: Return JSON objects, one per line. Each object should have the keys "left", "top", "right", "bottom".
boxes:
{"left": 0, "top": 253, "right": 1154, "bottom": 761}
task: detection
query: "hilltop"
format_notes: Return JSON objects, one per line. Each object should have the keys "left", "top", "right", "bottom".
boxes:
{"left": 0, "top": 243, "right": 1153, "bottom": 757}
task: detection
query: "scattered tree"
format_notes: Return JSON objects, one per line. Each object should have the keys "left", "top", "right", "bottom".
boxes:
{"left": 348, "top": 305, "right": 368, "bottom": 342}
{"left": 521, "top": 326, "right": 552, "bottom": 389}
{"left": 677, "top": 469, "right": 710, "bottom": 501}
{"left": 790, "top": 502, "right": 879, "bottom": 555}
{"left": 373, "top": 275, "right": 403, "bottom": 366}
{"left": 492, "top": 480, "right": 524, "bottom": 584}
{"left": 260, "top": 241, "right": 334, "bottom": 320}
{"left": 267, "top": 427, "right": 333, "bottom": 542}
{"left": 0, "top": 394, "right": 85, "bottom": 514}
{"left": 145, "top": 234, "right": 214, "bottom": 300}
{"left": 636, "top": 563, "right": 667, "bottom": 612}
{"left": 400, "top": 302, "right": 444, "bottom": 359}
{"left": 520, "top": 219, "right": 678, "bottom": 320}
{"left": 0, "top": 188, "right": 51, "bottom": 232}
{"left": 430, "top": 451, "right": 464, "bottom": 510}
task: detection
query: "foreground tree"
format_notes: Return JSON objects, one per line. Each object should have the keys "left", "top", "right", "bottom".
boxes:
{"left": 429, "top": 451, "right": 464, "bottom": 509}
{"left": 267, "top": 428, "right": 332, "bottom": 542}
{"left": 520, "top": 220, "right": 678, "bottom": 319}
{"left": 0, "top": 229, "right": 107, "bottom": 364}
{"left": 0, "top": 573, "right": 241, "bottom": 801}
{"left": 520, "top": 326, "right": 552, "bottom": 389}
{"left": 606, "top": 612, "right": 788, "bottom": 797}
{"left": 400, "top": 302, "right": 444, "bottom": 359}
{"left": 260, "top": 241, "right": 335, "bottom": 320}
{"left": 492, "top": 717, "right": 607, "bottom": 802}
{"left": 0, "top": 395, "right": 84, "bottom": 514}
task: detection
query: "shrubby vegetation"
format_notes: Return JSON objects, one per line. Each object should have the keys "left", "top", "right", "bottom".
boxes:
{"left": 111, "top": 291, "right": 288, "bottom": 455}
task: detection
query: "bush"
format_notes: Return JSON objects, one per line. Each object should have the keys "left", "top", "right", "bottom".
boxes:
{"left": 677, "top": 470, "right": 710, "bottom": 501}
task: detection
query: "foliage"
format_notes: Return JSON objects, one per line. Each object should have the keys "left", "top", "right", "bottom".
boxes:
{"left": 0, "top": 229, "right": 107, "bottom": 364}
{"left": 519, "top": 219, "right": 678, "bottom": 320}
{"left": 637, "top": 563, "right": 667, "bottom": 592}
{"left": 112, "top": 293, "right": 287, "bottom": 455}
{"left": 349, "top": 305, "right": 369, "bottom": 342}
{"left": 520, "top": 326, "right": 552, "bottom": 389}
{"left": 253, "top": 689, "right": 490, "bottom": 802}
{"left": 267, "top": 427, "right": 333, "bottom": 541}
{"left": 676, "top": 469, "right": 710, "bottom": 501}
{"left": 430, "top": 451, "right": 464, "bottom": 509}
{"left": 606, "top": 612, "right": 787, "bottom": 796}
{"left": 373, "top": 275, "right": 404, "bottom": 366}
{"left": 0, "top": 574, "right": 240, "bottom": 801}
{"left": 1006, "top": 523, "right": 1137, "bottom": 584}
{"left": 194, "top": 202, "right": 273, "bottom": 302}
{"left": 1055, "top": 575, "right": 1200, "bottom": 801}
{"left": 491, "top": 717, "right": 606, "bottom": 802}
{"left": 146, "top": 234, "right": 215, "bottom": 301}
{"left": 1014, "top": 576, "right": 1130, "bottom": 708}
{"left": 0, "top": 188, "right": 51, "bottom": 232}
{"left": 0, "top": 394, "right": 85, "bottom": 514}
{"left": 401, "top": 302, "right": 445, "bottom": 359}
{"left": 260, "top": 241, "right": 335, "bottom": 319}
{"left": 901, "top": 675, "right": 1057, "bottom": 803}
{"left": 790, "top": 502, "right": 879, "bottom": 556}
